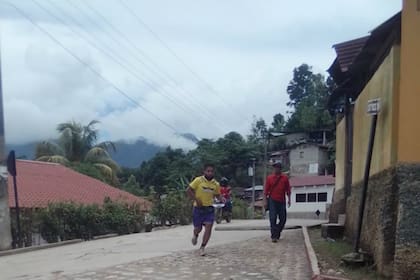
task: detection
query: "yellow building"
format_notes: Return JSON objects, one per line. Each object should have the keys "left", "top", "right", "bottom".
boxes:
{"left": 328, "top": 1, "right": 420, "bottom": 278}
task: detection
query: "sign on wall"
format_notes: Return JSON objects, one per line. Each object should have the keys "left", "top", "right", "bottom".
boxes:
{"left": 367, "top": 98, "right": 381, "bottom": 115}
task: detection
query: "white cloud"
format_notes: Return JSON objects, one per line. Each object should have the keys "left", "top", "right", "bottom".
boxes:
{"left": 0, "top": 0, "right": 401, "bottom": 148}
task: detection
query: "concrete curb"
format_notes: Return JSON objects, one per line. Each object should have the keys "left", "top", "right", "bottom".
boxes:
{"left": 302, "top": 226, "right": 321, "bottom": 279}
{"left": 302, "top": 226, "right": 350, "bottom": 280}
{"left": 0, "top": 239, "right": 83, "bottom": 257}
{"left": 92, "top": 234, "right": 118, "bottom": 240}
{"left": 215, "top": 225, "right": 300, "bottom": 231}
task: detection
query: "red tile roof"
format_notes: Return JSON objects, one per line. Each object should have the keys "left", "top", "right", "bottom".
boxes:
{"left": 290, "top": 175, "right": 335, "bottom": 187}
{"left": 8, "top": 160, "right": 152, "bottom": 210}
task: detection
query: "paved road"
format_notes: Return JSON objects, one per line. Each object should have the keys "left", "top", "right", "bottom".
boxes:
{"left": 61, "top": 229, "right": 311, "bottom": 280}
{"left": 0, "top": 219, "right": 319, "bottom": 280}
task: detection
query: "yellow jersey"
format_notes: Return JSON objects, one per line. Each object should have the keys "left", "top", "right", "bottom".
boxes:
{"left": 189, "top": 176, "right": 220, "bottom": 207}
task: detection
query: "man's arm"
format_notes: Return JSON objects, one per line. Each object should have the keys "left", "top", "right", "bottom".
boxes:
{"left": 285, "top": 178, "right": 291, "bottom": 207}
{"left": 263, "top": 177, "right": 271, "bottom": 207}
{"left": 186, "top": 186, "right": 202, "bottom": 207}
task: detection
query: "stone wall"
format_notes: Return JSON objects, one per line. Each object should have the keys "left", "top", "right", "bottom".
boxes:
{"left": 0, "top": 177, "right": 12, "bottom": 250}
{"left": 393, "top": 164, "right": 420, "bottom": 279}
{"left": 345, "top": 167, "right": 398, "bottom": 277}
{"left": 345, "top": 164, "right": 420, "bottom": 279}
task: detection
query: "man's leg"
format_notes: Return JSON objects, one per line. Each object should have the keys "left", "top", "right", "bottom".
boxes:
{"left": 269, "top": 199, "right": 280, "bottom": 241}
{"left": 278, "top": 202, "right": 287, "bottom": 238}
{"left": 201, "top": 223, "right": 213, "bottom": 248}
{"left": 198, "top": 208, "right": 215, "bottom": 255}
{"left": 192, "top": 208, "right": 202, "bottom": 246}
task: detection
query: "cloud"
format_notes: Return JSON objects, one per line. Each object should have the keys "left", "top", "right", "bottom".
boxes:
{"left": 0, "top": 0, "right": 401, "bottom": 148}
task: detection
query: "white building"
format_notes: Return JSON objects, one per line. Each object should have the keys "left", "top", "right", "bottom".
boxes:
{"left": 243, "top": 176, "right": 335, "bottom": 219}
{"left": 289, "top": 175, "right": 335, "bottom": 219}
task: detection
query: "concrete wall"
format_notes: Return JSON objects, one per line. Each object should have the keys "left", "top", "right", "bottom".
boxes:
{"left": 397, "top": 0, "right": 420, "bottom": 162}
{"left": 351, "top": 46, "right": 400, "bottom": 184}
{"left": 290, "top": 144, "right": 327, "bottom": 176}
{"left": 329, "top": 119, "right": 346, "bottom": 222}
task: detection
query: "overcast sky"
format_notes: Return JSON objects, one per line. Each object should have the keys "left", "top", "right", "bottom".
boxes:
{"left": 0, "top": 0, "right": 401, "bottom": 148}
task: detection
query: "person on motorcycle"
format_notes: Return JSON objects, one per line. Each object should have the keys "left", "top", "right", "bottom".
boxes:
{"left": 220, "top": 177, "right": 232, "bottom": 214}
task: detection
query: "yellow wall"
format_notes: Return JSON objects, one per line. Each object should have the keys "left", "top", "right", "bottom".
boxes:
{"left": 335, "top": 118, "right": 345, "bottom": 190}
{"left": 397, "top": 0, "right": 420, "bottom": 162}
{"left": 352, "top": 47, "right": 400, "bottom": 184}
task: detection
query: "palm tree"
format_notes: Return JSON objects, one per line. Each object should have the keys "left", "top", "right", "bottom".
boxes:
{"left": 35, "top": 120, "right": 119, "bottom": 181}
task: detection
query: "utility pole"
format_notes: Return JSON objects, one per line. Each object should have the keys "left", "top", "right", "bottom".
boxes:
{"left": 249, "top": 158, "right": 256, "bottom": 219}
{"left": 0, "top": 42, "right": 12, "bottom": 250}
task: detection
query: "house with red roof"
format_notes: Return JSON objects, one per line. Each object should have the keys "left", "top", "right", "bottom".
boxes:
{"left": 8, "top": 160, "right": 152, "bottom": 211}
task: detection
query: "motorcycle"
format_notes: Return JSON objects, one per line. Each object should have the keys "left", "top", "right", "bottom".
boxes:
{"left": 213, "top": 199, "right": 232, "bottom": 224}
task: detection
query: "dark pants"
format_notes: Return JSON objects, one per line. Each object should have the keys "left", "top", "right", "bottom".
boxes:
{"left": 268, "top": 198, "right": 287, "bottom": 240}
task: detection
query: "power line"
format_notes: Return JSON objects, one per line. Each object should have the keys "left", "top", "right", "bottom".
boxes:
{"left": 5, "top": 1, "right": 180, "bottom": 134}
{"left": 34, "top": 0, "right": 214, "bottom": 129}
{"left": 66, "top": 0, "right": 228, "bottom": 132}
{"left": 117, "top": 0, "right": 249, "bottom": 122}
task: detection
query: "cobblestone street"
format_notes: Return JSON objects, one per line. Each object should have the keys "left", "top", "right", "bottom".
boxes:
{"left": 60, "top": 229, "right": 311, "bottom": 280}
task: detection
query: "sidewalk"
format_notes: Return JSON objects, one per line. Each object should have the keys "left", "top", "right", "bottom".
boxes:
{"left": 215, "top": 218, "right": 328, "bottom": 231}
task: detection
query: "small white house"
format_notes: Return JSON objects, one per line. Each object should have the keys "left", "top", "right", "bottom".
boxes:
{"left": 243, "top": 176, "right": 335, "bottom": 219}
{"left": 289, "top": 175, "right": 335, "bottom": 219}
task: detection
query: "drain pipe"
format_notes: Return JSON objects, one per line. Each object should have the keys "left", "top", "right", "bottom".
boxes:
{"left": 354, "top": 99, "right": 380, "bottom": 253}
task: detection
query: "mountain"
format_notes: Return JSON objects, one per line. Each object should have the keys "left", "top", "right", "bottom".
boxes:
{"left": 6, "top": 139, "right": 163, "bottom": 168}
{"left": 109, "top": 139, "right": 164, "bottom": 168}
{"left": 6, "top": 142, "right": 37, "bottom": 160}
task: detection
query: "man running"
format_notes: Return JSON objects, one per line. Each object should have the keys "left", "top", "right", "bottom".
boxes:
{"left": 186, "top": 163, "right": 225, "bottom": 256}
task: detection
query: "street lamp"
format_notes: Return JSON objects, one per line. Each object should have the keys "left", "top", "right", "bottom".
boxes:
{"left": 248, "top": 158, "right": 256, "bottom": 219}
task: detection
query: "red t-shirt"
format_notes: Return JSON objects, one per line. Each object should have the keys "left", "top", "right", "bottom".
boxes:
{"left": 220, "top": 186, "right": 231, "bottom": 200}
{"left": 264, "top": 173, "right": 291, "bottom": 202}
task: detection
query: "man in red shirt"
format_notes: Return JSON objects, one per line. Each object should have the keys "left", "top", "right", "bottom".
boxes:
{"left": 264, "top": 161, "right": 291, "bottom": 242}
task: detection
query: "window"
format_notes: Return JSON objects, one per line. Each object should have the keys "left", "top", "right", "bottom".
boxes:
{"left": 299, "top": 151, "right": 304, "bottom": 158}
{"left": 318, "top": 192, "right": 328, "bottom": 202}
{"left": 296, "top": 193, "right": 306, "bottom": 202}
{"left": 308, "top": 193, "right": 316, "bottom": 202}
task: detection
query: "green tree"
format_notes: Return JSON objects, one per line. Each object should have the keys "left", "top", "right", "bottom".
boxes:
{"left": 285, "top": 64, "right": 334, "bottom": 131}
{"left": 271, "top": 113, "right": 286, "bottom": 132}
{"left": 35, "top": 120, "right": 119, "bottom": 183}
{"left": 121, "top": 175, "right": 146, "bottom": 196}
{"left": 249, "top": 116, "right": 268, "bottom": 141}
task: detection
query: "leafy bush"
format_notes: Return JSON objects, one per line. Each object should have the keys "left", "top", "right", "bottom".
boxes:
{"left": 11, "top": 199, "right": 147, "bottom": 245}
{"left": 151, "top": 188, "right": 193, "bottom": 226}
{"left": 232, "top": 198, "right": 250, "bottom": 219}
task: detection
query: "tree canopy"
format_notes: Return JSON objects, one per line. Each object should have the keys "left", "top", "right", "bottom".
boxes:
{"left": 35, "top": 120, "right": 119, "bottom": 184}
{"left": 284, "top": 64, "right": 334, "bottom": 131}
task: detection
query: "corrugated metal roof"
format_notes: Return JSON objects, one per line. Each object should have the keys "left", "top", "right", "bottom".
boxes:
{"left": 332, "top": 36, "right": 369, "bottom": 72}
{"left": 328, "top": 12, "right": 401, "bottom": 107}
{"left": 8, "top": 160, "right": 152, "bottom": 210}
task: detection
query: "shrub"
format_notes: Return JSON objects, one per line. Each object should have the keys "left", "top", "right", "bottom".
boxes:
{"left": 10, "top": 199, "right": 148, "bottom": 245}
